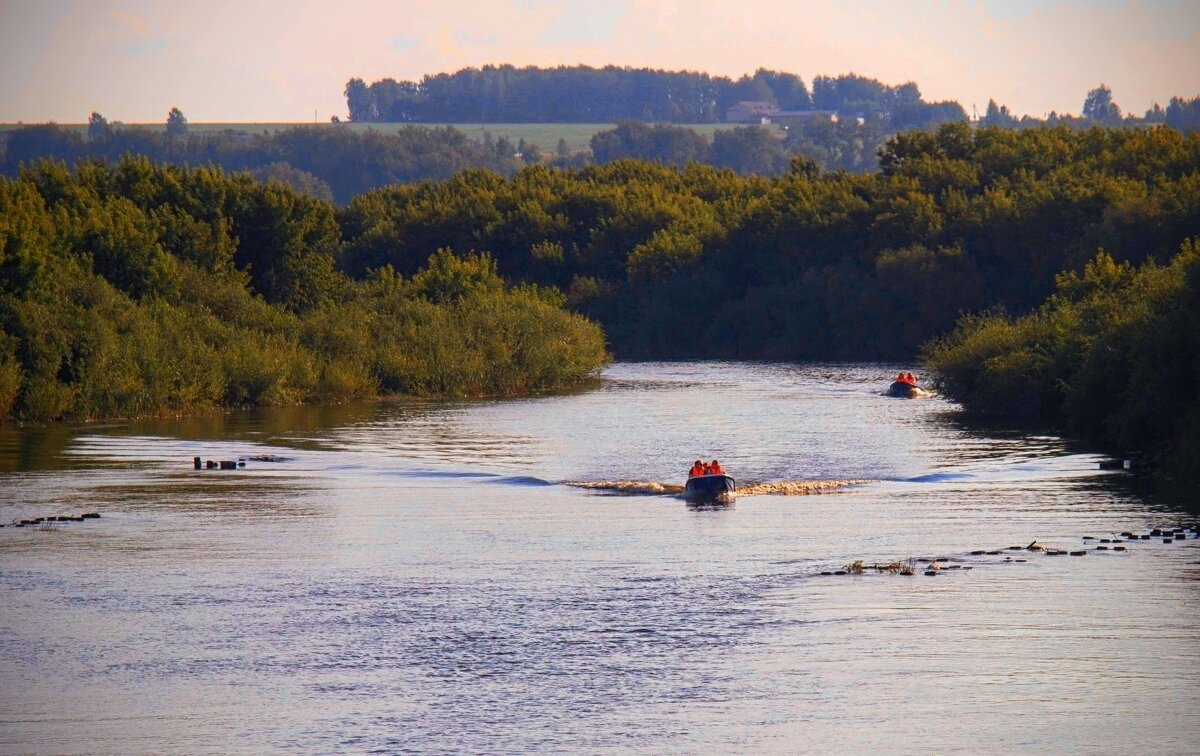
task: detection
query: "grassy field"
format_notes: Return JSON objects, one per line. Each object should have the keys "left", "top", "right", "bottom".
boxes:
{"left": 0, "top": 121, "right": 734, "bottom": 152}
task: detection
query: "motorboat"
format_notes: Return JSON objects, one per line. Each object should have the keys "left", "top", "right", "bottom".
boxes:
{"left": 684, "top": 473, "right": 736, "bottom": 501}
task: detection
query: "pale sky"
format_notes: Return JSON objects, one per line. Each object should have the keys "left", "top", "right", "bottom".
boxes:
{"left": 1, "top": 0, "right": 1198, "bottom": 123}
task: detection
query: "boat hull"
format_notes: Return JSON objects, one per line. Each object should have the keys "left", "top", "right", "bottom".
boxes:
{"left": 684, "top": 474, "right": 736, "bottom": 500}
{"left": 886, "top": 381, "right": 920, "bottom": 398}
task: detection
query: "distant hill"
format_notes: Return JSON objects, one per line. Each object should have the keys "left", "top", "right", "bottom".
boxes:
{"left": 345, "top": 65, "right": 967, "bottom": 130}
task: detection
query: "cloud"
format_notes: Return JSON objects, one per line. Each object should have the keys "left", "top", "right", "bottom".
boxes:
{"left": 92, "top": 8, "right": 171, "bottom": 54}
{"left": 540, "top": 1, "right": 627, "bottom": 45}
{"left": 390, "top": 34, "right": 422, "bottom": 51}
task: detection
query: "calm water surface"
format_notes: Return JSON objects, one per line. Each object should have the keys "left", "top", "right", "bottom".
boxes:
{"left": 1, "top": 362, "right": 1198, "bottom": 753}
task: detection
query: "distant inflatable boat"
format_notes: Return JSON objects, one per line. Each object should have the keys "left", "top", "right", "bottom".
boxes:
{"left": 684, "top": 473, "right": 736, "bottom": 501}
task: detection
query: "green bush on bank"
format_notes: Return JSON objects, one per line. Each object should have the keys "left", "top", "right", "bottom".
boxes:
{"left": 924, "top": 240, "right": 1200, "bottom": 485}
{"left": 0, "top": 160, "right": 608, "bottom": 422}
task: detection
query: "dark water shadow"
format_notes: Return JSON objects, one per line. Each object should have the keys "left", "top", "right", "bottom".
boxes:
{"left": 927, "top": 408, "right": 1199, "bottom": 516}
{"left": 0, "top": 425, "right": 80, "bottom": 473}
{"left": 685, "top": 500, "right": 736, "bottom": 512}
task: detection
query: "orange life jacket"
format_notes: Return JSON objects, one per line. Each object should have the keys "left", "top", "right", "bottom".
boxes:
{"left": 689, "top": 464, "right": 705, "bottom": 477}
{"left": 709, "top": 464, "right": 724, "bottom": 475}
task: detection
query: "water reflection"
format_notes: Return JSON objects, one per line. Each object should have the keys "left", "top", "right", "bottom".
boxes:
{"left": 685, "top": 501, "right": 735, "bottom": 513}
{"left": 1, "top": 362, "right": 1198, "bottom": 753}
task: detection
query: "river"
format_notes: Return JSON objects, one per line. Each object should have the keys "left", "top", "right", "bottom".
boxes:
{"left": 1, "top": 362, "right": 1197, "bottom": 753}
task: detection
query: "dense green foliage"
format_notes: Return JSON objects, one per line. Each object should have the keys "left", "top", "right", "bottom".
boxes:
{"left": 0, "top": 158, "right": 608, "bottom": 422}
{"left": 346, "top": 66, "right": 964, "bottom": 128}
{"left": 338, "top": 124, "right": 1200, "bottom": 360}
{"left": 923, "top": 242, "right": 1200, "bottom": 486}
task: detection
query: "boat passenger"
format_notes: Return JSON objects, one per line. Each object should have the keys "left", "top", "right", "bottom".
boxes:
{"left": 709, "top": 460, "right": 725, "bottom": 475}
{"left": 689, "top": 460, "right": 706, "bottom": 477}
{"left": 896, "top": 372, "right": 910, "bottom": 384}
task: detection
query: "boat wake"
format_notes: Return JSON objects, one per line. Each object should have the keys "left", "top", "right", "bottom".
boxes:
{"left": 566, "top": 481, "right": 686, "bottom": 496}
{"left": 738, "top": 480, "right": 870, "bottom": 495}
{"left": 565, "top": 479, "right": 869, "bottom": 497}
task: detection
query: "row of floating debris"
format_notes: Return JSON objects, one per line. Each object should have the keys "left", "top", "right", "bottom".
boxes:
{"left": 194, "top": 457, "right": 243, "bottom": 470}
{"left": 819, "top": 523, "right": 1198, "bottom": 577}
{"left": 192, "top": 454, "right": 288, "bottom": 470}
{"left": 3, "top": 512, "right": 100, "bottom": 528}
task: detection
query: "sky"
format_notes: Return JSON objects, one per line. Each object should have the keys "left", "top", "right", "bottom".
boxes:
{"left": 1, "top": 0, "right": 1198, "bottom": 123}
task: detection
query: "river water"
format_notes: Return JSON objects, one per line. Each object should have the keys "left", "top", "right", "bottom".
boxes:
{"left": 1, "top": 362, "right": 1197, "bottom": 753}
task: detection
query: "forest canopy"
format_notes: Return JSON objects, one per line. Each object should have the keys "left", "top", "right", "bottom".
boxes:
{"left": 0, "top": 158, "right": 609, "bottom": 422}
{"left": 335, "top": 124, "right": 1200, "bottom": 361}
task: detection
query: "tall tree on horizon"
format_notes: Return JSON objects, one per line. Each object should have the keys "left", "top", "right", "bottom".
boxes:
{"left": 1083, "top": 84, "right": 1122, "bottom": 122}
{"left": 166, "top": 107, "right": 188, "bottom": 138}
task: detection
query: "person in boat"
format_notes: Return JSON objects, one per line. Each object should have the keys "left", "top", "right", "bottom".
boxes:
{"left": 689, "top": 460, "right": 706, "bottom": 477}
{"left": 708, "top": 459, "right": 725, "bottom": 475}
{"left": 906, "top": 372, "right": 918, "bottom": 384}
{"left": 896, "top": 372, "right": 910, "bottom": 384}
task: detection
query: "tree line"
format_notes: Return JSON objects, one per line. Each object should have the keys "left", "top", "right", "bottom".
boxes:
{"left": 2, "top": 121, "right": 518, "bottom": 205}
{"left": 980, "top": 88, "right": 1200, "bottom": 132}
{"left": 0, "top": 117, "right": 905, "bottom": 198}
{"left": 0, "top": 157, "right": 608, "bottom": 422}
{"left": 7, "top": 84, "right": 1197, "bottom": 203}
{"left": 345, "top": 66, "right": 966, "bottom": 128}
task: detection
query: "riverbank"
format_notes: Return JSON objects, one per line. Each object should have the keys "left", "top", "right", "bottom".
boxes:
{"left": 923, "top": 241, "right": 1200, "bottom": 490}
